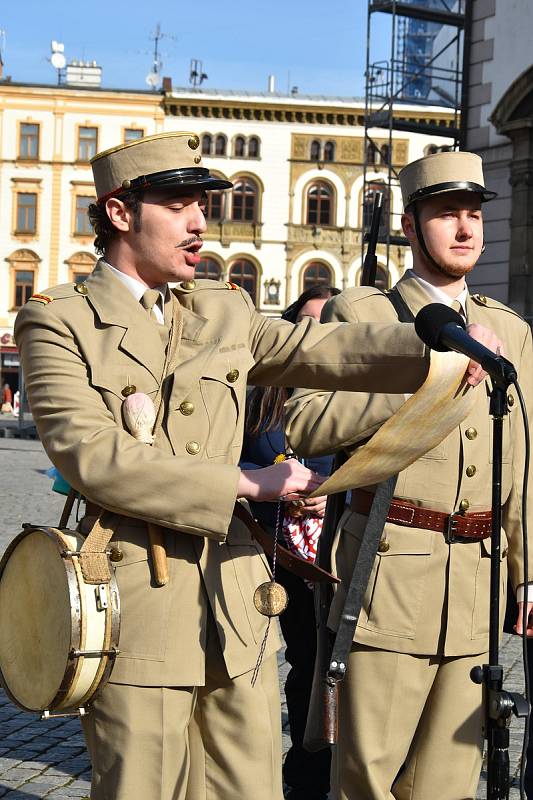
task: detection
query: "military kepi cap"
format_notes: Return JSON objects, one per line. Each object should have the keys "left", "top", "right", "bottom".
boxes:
{"left": 91, "top": 131, "right": 232, "bottom": 202}
{"left": 399, "top": 151, "right": 497, "bottom": 209}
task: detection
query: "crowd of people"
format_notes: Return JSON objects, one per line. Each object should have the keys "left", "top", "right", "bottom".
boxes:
{"left": 12, "top": 130, "right": 533, "bottom": 800}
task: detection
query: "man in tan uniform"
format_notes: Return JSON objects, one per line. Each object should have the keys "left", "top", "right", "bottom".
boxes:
{"left": 286, "top": 151, "right": 533, "bottom": 800}
{"left": 15, "top": 137, "right": 494, "bottom": 800}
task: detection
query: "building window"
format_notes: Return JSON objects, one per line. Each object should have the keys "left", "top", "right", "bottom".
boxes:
{"left": 205, "top": 188, "right": 225, "bottom": 221}
{"left": 380, "top": 144, "right": 390, "bottom": 165}
{"left": 19, "top": 123, "right": 40, "bottom": 160}
{"left": 366, "top": 142, "right": 378, "bottom": 165}
{"left": 232, "top": 179, "right": 258, "bottom": 222}
{"left": 74, "top": 196, "right": 94, "bottom": 235}
{"left": 67, "top": 251, "right": 96, "bottom": 284}
{"left": 248, "top": 137, "right": 260, "bottom": 158}
{"left": 202, "top": 134, "right": 213, "bottom": 155}
{"left": 78, "top": 127, "right": 98, "bottom": 161}
{"left": 362, "top": 181, "right": 389, "bottom": 234}
{"left": 71, "top": 271, "right": 90, "bottom": 284}
{"left": 229, "top": 259, "right": 258, "bottom": 304}
{"left": 302, "top": 262, "right": 334, "bottom": 292}
{"left": 124, "top": 128, "right": 144, "bottom": 142}
{"left": 324, "top": 141, "right": 335, "bottom": 162}
{"left": 215, "top": 135, "right": 227, "bottom": 156}
{"left": 14, "top": 270, "right": 35, "bottom": 308}
{"left": 306, "top": 182, "right": 333, "bottom": 226}
{"left": 195, "top": 258, "right": 222, "bottom": 281}
{"left": 16, "top": 193, "right": 37, "bottom": 234}
{"left": 310, "top": 140, "right": 321, "bottom": 161}
{"left": 234, "top": 136, "right": 246, "bottom": 158}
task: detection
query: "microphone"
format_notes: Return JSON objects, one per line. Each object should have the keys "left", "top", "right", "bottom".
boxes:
{"left": 414, "top": 303, "right": 517, "bottom": 385}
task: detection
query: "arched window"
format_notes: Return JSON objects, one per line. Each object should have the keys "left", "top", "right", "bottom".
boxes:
{"left": 302, "top": 262, "right": 334, "bottom": 292}
{"left": 201, "top": 134, "right": 212, "bottom": 156}
{"left": 205, "top": 188, "right": 225, "bottom": 221}
{"left": 310, "top": 140, "right": 321, "bottom": 161}
{"left": 215, "top": 135, "right": 227, "bottom": 156}
{"left": 195, "top": 257, "right": 222, "bottom": 281}
{"left": 380, "top": 144, "right": 390, "bottom": 165}
{"left": 362, "top": 181, "right": 390, "bottom": 234}
{"left": 234, "top": 136, "right": 246, "bottom": 158}
{"left": 366, "top": 142, "right": 378, "bottom": 165}
{"left": 229, "top": 259, "right": 258, "bottom": 304}
{"left": 66, "top": 251, "right": 97, "bottom": 284}
{"left": 248, "top": 137, "right": 260, "bottom": 158}
{"left": 7, "top": 248, "right": 40, "bottom": 310}
{"left": 324, "top": 141, "right": 335, "bottom": 162}
{"left": 232, "top": 179, "right": 258, "bottom": 222}
{"left": 306, "top": 181, "right": 333, "bottom": 226}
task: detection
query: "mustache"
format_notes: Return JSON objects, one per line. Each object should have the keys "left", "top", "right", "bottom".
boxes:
{"left": 175, "top": 236, "right": 202, "bottom": 249}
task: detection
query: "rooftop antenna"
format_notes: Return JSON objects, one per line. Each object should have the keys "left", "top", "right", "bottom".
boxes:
{"left": 50, "top": 41, "right": 66, "bottom": 85}
{"left": 189, "top": 59, "right": 208, "bottom": 88}
{"left": 145, "top": 23, "right": 176, "bottom": 90}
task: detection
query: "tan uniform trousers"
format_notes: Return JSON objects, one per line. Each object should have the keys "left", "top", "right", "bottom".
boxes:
{"left": 82, "top": 616, "right": 283, "bottom": 800}
{"left": 332, "top": 645, "right": 485, "bottom": 800}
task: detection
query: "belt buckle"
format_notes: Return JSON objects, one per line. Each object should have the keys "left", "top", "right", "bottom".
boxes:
{"left": 445, "top": 512, "right": 461, "bottom": 544}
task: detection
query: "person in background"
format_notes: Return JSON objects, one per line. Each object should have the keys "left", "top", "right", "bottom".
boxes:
{"left": 241, "top": 285, "right": 340, "bottom": 800}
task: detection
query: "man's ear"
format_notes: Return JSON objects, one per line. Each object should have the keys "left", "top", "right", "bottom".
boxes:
{"left": 401, "top": 211, "right": 416, "bottom": 244}
{"left": 105, "top": 198, "right": 130, "bottom": 232}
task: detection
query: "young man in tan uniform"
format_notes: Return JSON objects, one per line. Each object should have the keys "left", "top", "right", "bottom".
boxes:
{"left": 15, "top": 137, "right": 495, "bottom": 800}
{"left": 286, "top": 151, "right": 533, "bottom": 800}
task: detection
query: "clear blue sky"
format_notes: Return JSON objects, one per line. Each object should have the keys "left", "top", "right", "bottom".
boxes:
{"left": 1, "top": 0, "right": 391, "bottom": 96}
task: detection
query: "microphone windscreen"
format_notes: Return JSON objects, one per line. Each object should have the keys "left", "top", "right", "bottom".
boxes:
{"left": 414, "top": 303, "right": 466, "bottom": 352}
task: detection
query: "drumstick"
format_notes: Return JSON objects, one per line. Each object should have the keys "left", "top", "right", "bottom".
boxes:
{"left": 122, "top": 392, "right": 169, "bottom": 586}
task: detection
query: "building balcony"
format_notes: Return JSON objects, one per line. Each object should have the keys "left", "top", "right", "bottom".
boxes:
{"left": 204, "top": 220, "right": 263, "bottom": 248}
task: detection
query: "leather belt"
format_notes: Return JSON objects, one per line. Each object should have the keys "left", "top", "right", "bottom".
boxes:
{"left": 351, "top": 489, "right": 492, "bottom": 542}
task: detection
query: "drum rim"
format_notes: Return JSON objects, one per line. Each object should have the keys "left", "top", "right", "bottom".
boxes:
{"left": 0, "top": 525, "right": 120, "bottom": 713}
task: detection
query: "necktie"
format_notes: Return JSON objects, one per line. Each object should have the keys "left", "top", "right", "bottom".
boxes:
{"left": 141, "top": 289, "right": 170, "bottom": 348}
{"left": 452, "top": 299, "right": 465, "bottom": 322}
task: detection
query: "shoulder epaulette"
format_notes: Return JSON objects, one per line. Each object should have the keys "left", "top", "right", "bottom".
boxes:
{"left": 28, "top": 293, "right": 53, "bottom": 305}
{"left": 470, "top": 293, "right": 524, "bottom": 320}
{"left": 176, "top": 278, "right": 243, "bottom": 292}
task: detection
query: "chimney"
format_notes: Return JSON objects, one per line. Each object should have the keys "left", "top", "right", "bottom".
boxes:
{"left": 268, "top": 74, "right": 275, "bottom": 93}
{"left": 162, "top": 76, "right": 172, "bottom": 92}
{"left": 65, "top": 60, "right": 102, "bottom": 87}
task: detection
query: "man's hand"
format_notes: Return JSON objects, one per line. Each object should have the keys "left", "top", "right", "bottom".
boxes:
{"left": 515, "top": 601, "right": 533, "bottom": 637}
{"left": 464, "top": 323, "right": 505, "bottom": 386}
{"left": 237, "top": 461, "right": 326, "bottom": 503}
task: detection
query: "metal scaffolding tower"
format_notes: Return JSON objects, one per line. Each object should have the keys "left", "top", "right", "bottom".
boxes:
{"left": 362, "top": 0, "right": 473, "bottom": 280}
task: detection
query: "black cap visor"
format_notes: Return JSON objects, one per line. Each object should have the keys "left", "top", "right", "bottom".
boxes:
{"left": 407, "top": 180, "right": 497, "bottom": 208}
{"left": 100, "top": 167, "right": 232, "bottom": 203}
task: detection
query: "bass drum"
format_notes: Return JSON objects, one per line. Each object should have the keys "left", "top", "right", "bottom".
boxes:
{"left": 0, "top": 525, "right": 120, "bottom": 714}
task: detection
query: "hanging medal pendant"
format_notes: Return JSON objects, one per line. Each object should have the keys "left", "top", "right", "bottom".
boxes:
{"left": 253, "top": 580, "right": 288, "bottom": 617}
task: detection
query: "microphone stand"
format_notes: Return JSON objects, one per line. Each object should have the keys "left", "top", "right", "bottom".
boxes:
{"left": 471, "top": 377, "right": 528, "bottom": 799}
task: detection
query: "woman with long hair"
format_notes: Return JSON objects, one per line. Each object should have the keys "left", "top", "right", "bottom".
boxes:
{"left": 241, "top": 284, "right": 340, "bottom": 800}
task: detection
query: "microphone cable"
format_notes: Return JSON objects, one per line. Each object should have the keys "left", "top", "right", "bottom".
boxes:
{"left": 513, "top": 378, "right": 530, "bottom": 800}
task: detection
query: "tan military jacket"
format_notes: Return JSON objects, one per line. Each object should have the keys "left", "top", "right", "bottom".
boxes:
{"left": 14, "top": 260, "right": 430, "bottom": 686}
{"left": 286, "top": 272, "right": 533, "bottom": 657}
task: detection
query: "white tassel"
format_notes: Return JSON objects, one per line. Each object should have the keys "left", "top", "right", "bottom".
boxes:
{"left": 122, "top": 392, "right": 156, "bottom": 445}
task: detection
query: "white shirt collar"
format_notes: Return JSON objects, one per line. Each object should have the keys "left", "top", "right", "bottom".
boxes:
{"left": 407, "top": 269, "right": 468, "bottom": 317}
{"left": 102, "top": 260, "right": 166, "bottom": 323}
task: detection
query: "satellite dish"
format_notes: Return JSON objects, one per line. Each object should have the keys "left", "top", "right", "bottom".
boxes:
{"left": 51, "top": 51, "right": 66, "bottom": 70}
{"left": 145, "top": 71, "right": 160, "bottom": 88}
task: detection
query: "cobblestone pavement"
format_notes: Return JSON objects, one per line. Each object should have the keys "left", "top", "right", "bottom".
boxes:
{"left": 0, "top": 438, "right": 528, "bottom": 798}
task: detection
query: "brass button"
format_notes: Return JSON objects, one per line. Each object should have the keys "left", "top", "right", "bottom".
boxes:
{"left": 466, "top": 465, "right": 477, "bottom": 478}
{"left": 121, "top": 384, "right": 137, "bottom": 397}
{"left": 179, "top": 401, "right": 194, "bottom": 416}
{"left": 186, "top": 440, "right": 200, "bottom": 455}
{"left": 477, "top": 294, "right": 487, "bottom": 305}
{"left": 459, "top": 499, "right": 470, "bottom": 512}
{"left": 188, "top": 135, "right": 200, "bottom": 150}
{"left": 194, "top": 155, "right": 202, "bottom": 164}
{"left": 109, "top": 547, "right": 123, "bottom": 563}
{"left": 507, "top": 393, "right": 515, "bottom": 408}
{"left": 465, "top": 427, "right": 477, "bottom": 440}
{"left": 181, "top": 280, "right": 196, "bottom": 290}
{"left": 378, "top": 539, "right": 390, "bottom": 553}
{"left": 74, "top": 283, "right": 88, "bottom": 295}
{"left": 121, "top": 179, "right": 132, "bottom": 190}
{"left": 226, "top": 369, "right": 239, "bottom": 383}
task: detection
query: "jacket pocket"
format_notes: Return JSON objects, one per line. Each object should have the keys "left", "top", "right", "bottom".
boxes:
{"left": 200, "top": 351, "right": 254, "bottom": 457}
{"left": 339, "top": 516, "right": 434, "bottom": 639}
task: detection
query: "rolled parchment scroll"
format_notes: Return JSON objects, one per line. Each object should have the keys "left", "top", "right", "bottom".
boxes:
{"left": 311, "top": 351, "right": 474, "bottom": 497}
{"left": 123, "top": 392, "right": 169, "bottom": 586}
